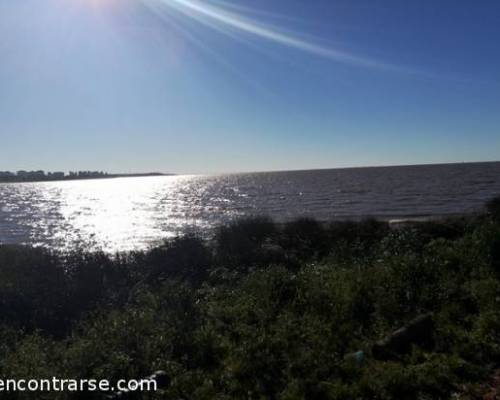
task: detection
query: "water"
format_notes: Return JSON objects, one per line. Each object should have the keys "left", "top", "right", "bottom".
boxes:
{"left": 1, "top": 162, "right": 499, "bottom": 252}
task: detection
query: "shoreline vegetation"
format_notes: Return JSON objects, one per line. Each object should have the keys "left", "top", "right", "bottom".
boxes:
{"left": 0, "top": 196, "right": 499, "bottom": 399}
{"left": 0, "top": 171, "right": 170, "bottom": 183}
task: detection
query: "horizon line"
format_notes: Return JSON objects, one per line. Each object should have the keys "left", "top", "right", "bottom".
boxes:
{"left": 2, "top": 160, "right": 499, "bottom": 179}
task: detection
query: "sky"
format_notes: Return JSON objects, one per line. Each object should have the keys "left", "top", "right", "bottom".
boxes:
{"left": 0, "top": 0, "right": 499, "bottom": 174}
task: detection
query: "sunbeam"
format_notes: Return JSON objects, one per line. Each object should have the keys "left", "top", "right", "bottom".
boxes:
{"left": 141, "top": 0, "right": 408, "bottom": 72}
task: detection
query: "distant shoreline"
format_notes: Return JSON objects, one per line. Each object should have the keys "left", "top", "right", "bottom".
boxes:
{"left": 0, "top": 172, "right": 174, "bottom": 184}
{"left": 215, "top": 160, "right": 500, "bottom": 176}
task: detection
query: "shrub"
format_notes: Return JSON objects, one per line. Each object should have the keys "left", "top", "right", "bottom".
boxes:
{"left": 145, "top": 235, "right": 212, "bottom": 285}
{"left": 0, "top": 209, "right": 498, "bottom": 399}
{"left": 214, "top": 217, "right": 278, "bottom": 268}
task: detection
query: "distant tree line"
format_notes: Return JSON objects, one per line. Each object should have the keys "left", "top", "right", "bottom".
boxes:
{"left": 0, "top": 171, "right": 166, "bottom": 183}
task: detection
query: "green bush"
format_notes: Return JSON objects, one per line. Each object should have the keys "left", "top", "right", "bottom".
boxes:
{"left": 0, "top": 212, "right": 499, "bottom": 399}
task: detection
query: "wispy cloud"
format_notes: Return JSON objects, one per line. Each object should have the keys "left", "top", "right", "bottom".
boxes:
{"left": 142, "top": 0, "right": 411, "bottom": 73}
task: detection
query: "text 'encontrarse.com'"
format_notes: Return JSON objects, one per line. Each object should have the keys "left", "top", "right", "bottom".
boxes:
{"left": 0, "top": 378, "right": 157, "bottom": 392}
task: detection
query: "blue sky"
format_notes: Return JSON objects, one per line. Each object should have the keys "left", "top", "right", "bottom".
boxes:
{"left": 1, "top": 0, "right": 499, "bottom": 174}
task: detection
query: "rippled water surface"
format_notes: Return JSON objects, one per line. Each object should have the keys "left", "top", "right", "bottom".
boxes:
{"left": 1, "top": 162, "right": 500, "bottom": 252}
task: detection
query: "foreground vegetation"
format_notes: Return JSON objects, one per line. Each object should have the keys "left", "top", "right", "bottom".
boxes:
{"left": 1, "top": 198, "right": 500, "bottom": 399}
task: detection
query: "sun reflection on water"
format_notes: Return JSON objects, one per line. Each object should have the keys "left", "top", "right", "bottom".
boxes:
{"left": 0, "top": 175, "right": 228, "bottom": 253}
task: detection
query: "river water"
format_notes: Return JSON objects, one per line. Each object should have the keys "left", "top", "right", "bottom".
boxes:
{"left": 1, "top": 162, "right": 499, "bottom": 252}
